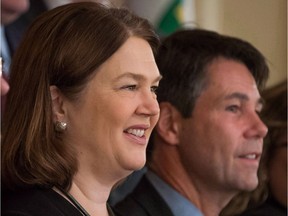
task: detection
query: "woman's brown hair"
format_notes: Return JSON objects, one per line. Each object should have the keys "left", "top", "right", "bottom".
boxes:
{"left": 1, "top": 2, "right": 159, "bottom": 190}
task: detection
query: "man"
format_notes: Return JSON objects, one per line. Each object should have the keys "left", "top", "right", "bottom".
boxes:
{"left": 237, "top": 80, "right": 287, "bottom": 216}
{"left": 114, "top": 29, "right": 269, "bottom": 216}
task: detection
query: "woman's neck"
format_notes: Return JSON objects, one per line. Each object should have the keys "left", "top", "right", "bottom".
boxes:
{"left": 54, "top": 175, "right": 113, "bottom": 216}
{"left": 69, "top": 176, "right": 112, "bottom": 216}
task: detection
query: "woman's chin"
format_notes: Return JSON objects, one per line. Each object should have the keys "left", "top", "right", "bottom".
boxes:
{"left": 122, "top": 158, "right": 146, "bottom": 173}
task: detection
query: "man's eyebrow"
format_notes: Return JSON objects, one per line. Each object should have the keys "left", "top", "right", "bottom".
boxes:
{"left": 224, "top": 92, "right": 249, "bottom": 101}
{"left": 113, "top": 72, "right": 162, "bottom": 83}
{"left": 224, "top": 92, "right": 264, "bottom": 106}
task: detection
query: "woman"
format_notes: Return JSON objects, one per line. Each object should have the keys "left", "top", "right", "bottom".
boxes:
{"left": 1, "top": 2, "right": 161, "bottom": 216}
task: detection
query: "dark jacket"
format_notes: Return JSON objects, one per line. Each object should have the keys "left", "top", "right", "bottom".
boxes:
{"left": 239, "top": 196, "right": 287, "bottom": 216}
{"left": 114, "top": 176, "right": 174, "bottom": 216}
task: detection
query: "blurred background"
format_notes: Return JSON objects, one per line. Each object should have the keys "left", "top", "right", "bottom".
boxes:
{"left": 3, "top": 0, "right": 287, "bottom": 87}
{"left": 123, "top": 0, "right": 287, "bottom": 88}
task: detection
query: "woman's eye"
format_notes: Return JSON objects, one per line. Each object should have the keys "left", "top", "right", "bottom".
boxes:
{"left": 226, "top": 105, "right": 239, "bottom": 113}
{"left": 151, "top": 86, "right": 158, "bottom": 93}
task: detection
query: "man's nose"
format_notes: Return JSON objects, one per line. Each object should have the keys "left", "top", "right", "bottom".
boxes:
{"left": 244, "top": 112, "right": 268, "bottom": 139}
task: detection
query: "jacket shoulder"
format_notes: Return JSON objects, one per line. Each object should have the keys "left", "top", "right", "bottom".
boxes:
{"left": 114, "top": 176, "right": 174, "bottom": 216}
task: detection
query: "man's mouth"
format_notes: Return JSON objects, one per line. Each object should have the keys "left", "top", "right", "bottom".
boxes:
{"left": 239, "top": 153, "right": 261, "bottom": 160}
{"left": 125, "top": 129, "right": 145, "bottom": 138}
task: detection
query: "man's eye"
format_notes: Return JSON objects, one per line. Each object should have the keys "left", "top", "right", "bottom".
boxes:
{"left": 151, "top": 86, "right": 158, "bottom": 93}
{"left": 226, "top": 105, "right": 239, "bottom": 113}
{"left": 122, "top": 85, "right": 137, "bottom": 91}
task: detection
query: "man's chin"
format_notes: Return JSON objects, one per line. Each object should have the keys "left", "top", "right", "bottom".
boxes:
{"left": 242, "top": 178, "right": 259, "bottom": 192}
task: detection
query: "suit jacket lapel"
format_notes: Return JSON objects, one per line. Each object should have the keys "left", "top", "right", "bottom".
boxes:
{"left": 131, "top": 176, "right": 174, "bottom": 216}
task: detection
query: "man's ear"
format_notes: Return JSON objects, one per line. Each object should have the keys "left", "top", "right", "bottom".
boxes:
{"left": 50, "top": 85, "right": 66, "bottom": 122}
{"left": 155, "top": 102, "right": 182, "bottom": 145}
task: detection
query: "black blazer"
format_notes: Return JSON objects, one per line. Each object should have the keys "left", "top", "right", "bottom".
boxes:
{"left": 114, "top": 176, "right": 174, "bottom": 216}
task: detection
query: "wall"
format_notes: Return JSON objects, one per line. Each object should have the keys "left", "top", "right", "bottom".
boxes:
{"left": 195, "top": 0, "right": 287, "bottom": 87}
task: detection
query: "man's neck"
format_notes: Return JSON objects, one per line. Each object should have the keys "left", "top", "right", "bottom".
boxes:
{"left": 150, "top": 144, "right": 235, "bottom": 216}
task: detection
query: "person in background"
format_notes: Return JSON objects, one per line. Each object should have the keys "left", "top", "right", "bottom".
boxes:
{"left": 1, "top": 0, "right": 111, "bottom": 116}
{"left": 1, "top": 59, "right": 10, "bottom": 96}
{"left": 2, "top": 0, "right": 111, "bottom": 75}
{"left": 1, "top": 2, "right": 161, "bottom": 216}
{"left": 0, "top": 76, "right": 9, "bottom": 96}
{"left": 1, "top": 0, "right": 29, "bottom": 25}
{"left": 234, "top": 80, "right": 287, "bottom": 216}
{"left": 1, "top": 0, "right": 30, "bottom": 74}
{"left": 1, "top": 0, "right": 29, "bottom": 115}
{"left": 114, "top": 29, "right": 269, "bottom": 216}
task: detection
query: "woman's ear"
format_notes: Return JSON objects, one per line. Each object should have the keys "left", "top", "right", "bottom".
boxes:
{"left": 50, "top": 85, "right": 66, "bottom": 122}
{"left": 155, "top": 102, "right": 182, "bottom": 145}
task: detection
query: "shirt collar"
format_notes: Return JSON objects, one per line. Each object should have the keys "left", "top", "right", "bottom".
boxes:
{"left": 146, "top": 170, "right": 203, "bottom": 216}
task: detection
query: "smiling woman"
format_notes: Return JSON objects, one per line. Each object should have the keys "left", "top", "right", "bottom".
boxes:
{"left": 1, "top": 2, "right": 160, "bottom": 216}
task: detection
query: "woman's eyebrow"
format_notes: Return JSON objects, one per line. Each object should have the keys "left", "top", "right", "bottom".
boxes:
{"left": 113, "top": 72, "right": 162, "bottom": 83}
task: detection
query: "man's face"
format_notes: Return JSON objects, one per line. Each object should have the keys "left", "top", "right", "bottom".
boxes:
{"left": 1, "top": 0, "right": 29, "bottom": 25}
{"left": 178, "top": 58, "right": 268, "bottom": 194}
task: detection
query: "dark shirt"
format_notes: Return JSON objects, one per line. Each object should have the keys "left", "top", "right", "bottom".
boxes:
{"left": 2, "top": 187, "right": 115, "bottom": 216}
{"left": 239, "top": 196, "right": 287, "bottom": 216}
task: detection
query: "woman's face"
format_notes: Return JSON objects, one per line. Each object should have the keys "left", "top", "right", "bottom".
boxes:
{"left": 64, "top": 37, "right": 161, "bottom": 180}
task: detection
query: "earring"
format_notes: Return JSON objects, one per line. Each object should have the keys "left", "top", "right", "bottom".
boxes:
{"left": 55, "top": 121, "right": 67, "bottom": 132}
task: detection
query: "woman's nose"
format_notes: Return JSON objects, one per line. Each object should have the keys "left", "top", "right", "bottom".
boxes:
{"left": 136, "top": 90, "right": 160, "bottom": 117}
